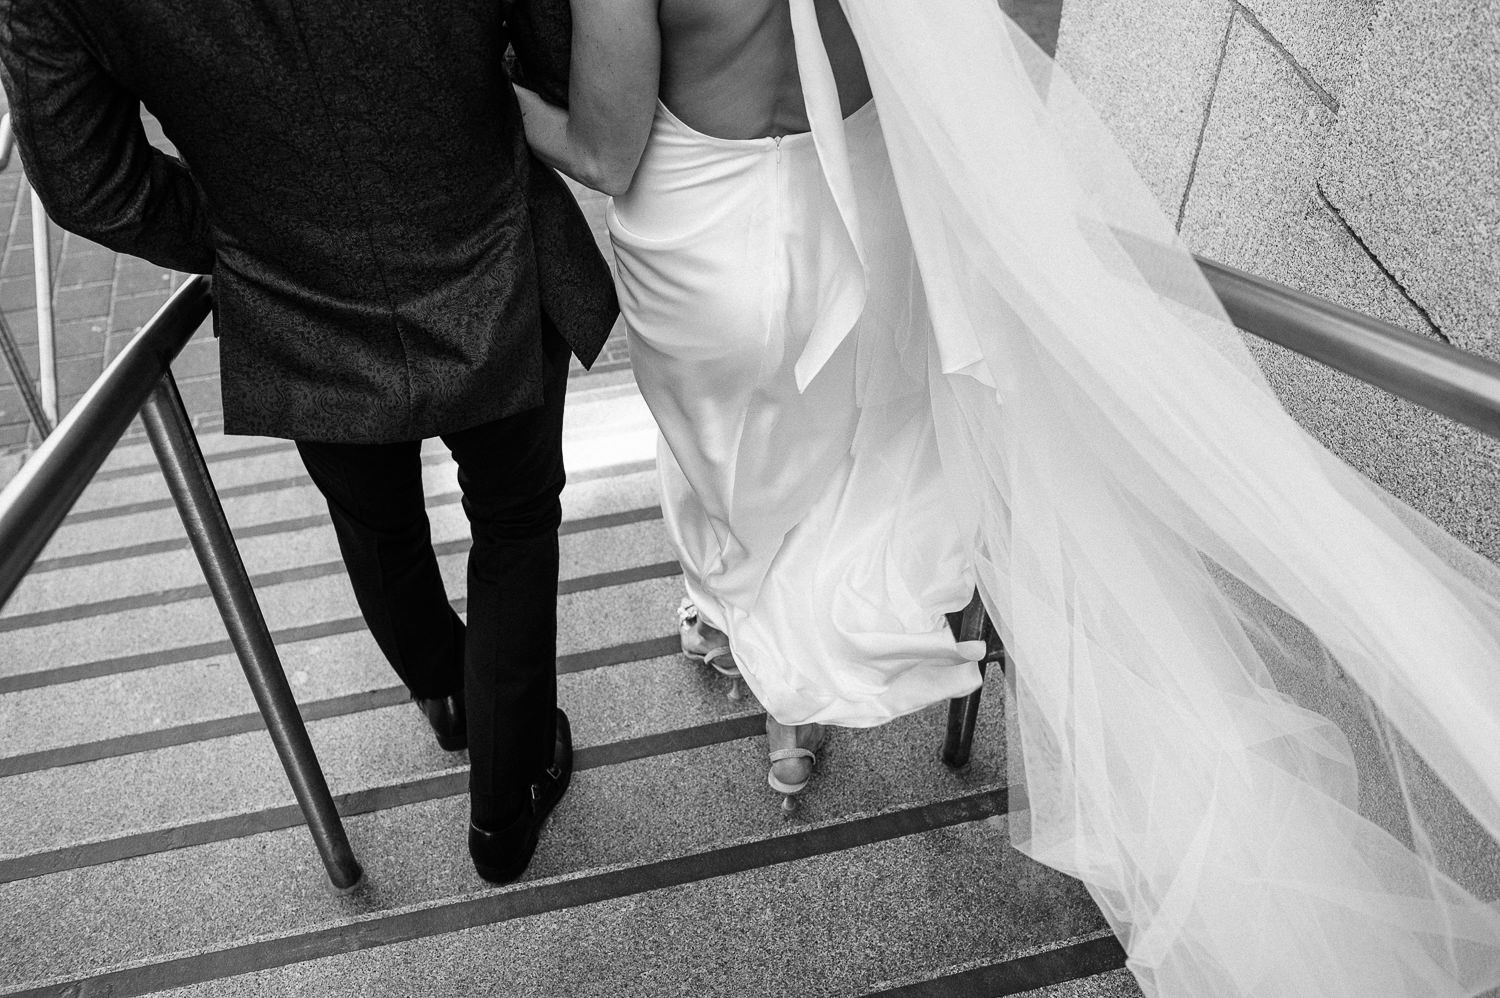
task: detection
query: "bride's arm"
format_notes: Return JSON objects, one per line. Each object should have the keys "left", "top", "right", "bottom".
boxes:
{"left": 512, "top": 0, "right": 660, "bottom": 196}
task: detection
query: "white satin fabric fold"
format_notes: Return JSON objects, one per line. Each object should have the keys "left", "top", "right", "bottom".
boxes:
{"left": 819, "top": 0, "right": 1500, "bottom": 994}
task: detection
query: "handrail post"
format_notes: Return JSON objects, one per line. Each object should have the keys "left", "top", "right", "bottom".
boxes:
{"left": 943, "top": 591, "right": 1003, "bottom": 770}
{"left": 27, "top": 183, "right": 57, "bottom": 426}
{"left": 0, "top": 114, "right": 55, "bottom": 441}
{"left": 0, "top": 306, "right": 52, "bottom": 437}
{"left": 140, "top": 371, "right": 363, "bottom": 890}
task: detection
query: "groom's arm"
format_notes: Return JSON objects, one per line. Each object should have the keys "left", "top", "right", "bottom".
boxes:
{"left": 0, "top": 0, "right": 214, "bottom": 274}
{"left": 511, "top": 0, "right": 659, "bottom": 196}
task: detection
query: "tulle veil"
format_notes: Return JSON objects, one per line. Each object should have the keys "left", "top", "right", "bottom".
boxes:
{"left": 786, "top": 0, "right": 1500, "bottom": 993}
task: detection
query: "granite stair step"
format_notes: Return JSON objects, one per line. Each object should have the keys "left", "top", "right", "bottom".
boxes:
{"left": 21, "top": 386, "right": 656, "bottom": 565}
{"left": 22, "top": 459, "right": 659, "bottom": 583}
{"left": 41, "top": 805, "right": 1104, "bottom": 998}
{"left": 0, "top": 567, "right": 685, "bottom": 689}
{"left": 79, "top": 369, "right": 643, "bottom": 481}
{"left": 0, "top": 467, "right": 673, "bottom": 684}
{"left": 0, "top": 504, "right": 673, "bottom": 767}
{"left": 0, "top": 493, "right": 669, "bottom": 627}
{"left": 866, "top": 941, "right": 1141, "bottom": 997}
{"left": 0, "top": 694, "right": 1019, "bottom": 988}
{"left": 0, "top": 640, "right": 747, "bottom": 863}
{"left": 0, "top": 576, "right": 702, "bottom": 860}
{"left": 50, "top": 376, "right": 653, "bottom": 516}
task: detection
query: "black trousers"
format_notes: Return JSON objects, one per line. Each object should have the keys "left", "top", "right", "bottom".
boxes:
{"left": 296, "top": 331, "right": 569, "bottom": 824}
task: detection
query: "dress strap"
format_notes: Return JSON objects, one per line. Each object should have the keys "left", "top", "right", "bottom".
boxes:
{"left": 788, "top": 0, "right": 868, "bottom": 391}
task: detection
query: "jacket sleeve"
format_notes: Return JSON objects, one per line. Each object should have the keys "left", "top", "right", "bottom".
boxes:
{"left": 504, "top": 0, "right": 573, "bottom": 108}
{"left": 0, "top": 1, "right": 214, "bottom": 274}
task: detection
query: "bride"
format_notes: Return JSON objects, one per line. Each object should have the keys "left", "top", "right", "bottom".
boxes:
{"left": 512, "top": 0, "right": 1500, "bottom": 993}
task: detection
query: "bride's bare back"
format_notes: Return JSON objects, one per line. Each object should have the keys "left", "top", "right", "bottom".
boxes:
{"left": 514, "top": 0, "right": 873, "bottom": 192}
{"left": 657, "top": 0, "right": 873, "bottom": 139}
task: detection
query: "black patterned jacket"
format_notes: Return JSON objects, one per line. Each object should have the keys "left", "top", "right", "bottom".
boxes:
{"left": 0, "top": 0, "right": 617, "bottom": 443}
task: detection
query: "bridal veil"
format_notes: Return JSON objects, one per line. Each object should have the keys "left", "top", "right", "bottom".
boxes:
{"left": 786, "top": 0, "right": 1500, "bottom": 993}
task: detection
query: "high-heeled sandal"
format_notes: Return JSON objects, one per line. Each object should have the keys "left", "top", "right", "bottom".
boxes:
{"left": 677, "top": 598, "right": 740, "bottom": 678}
{"left": 767, "top": 721, "right": 825, "bottom": 795}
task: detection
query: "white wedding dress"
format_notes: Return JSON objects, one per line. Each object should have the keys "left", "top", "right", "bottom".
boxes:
{"left": 608, "top": 1, "right": 1500, "bottom": 994}
{"left": 610, "top": 85, "right": 986, "bottom": 727}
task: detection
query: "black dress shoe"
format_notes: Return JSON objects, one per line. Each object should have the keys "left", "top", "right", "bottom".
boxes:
{"left": 469, "top": 709, "right": 573, "bottom": 884}
{"left": 414, "top": 693, "right": 467, "bottom": 752}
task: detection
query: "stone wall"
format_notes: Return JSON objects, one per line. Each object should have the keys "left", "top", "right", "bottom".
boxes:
{"left": 1056, "top": 0, "right": 1500, "bottom": 561}
{"left": 1054, "top": 0, "right": 1500, "bottom": 899}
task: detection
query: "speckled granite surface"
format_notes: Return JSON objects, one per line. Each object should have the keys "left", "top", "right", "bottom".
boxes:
{"left": 1319, "top": 0, "right": 1500, "bottom": 357}
{"left": 1057, "top": 0, "right": 1233, "bottom": 217}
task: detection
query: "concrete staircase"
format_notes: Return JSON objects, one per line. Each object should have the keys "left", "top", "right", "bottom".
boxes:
{"left": 0, "top": 362, "right": 1138, "bottom": 996}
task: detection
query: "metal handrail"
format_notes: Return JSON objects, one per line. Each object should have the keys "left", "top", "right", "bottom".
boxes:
{"left": 0, "top": 308, "right": 50, "bottom": 436}
{"left": 0, "top": 280, "right": 208, "bottom": 591}
{"left": 1199, "top": 255, "right": 1500, "bottom": 440}
{"left": 0, "top": 277, "right": 362, "bottom": 890}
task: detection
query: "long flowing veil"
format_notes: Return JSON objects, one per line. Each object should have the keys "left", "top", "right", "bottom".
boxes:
{"left": 787, "top": 0, "right": 1500, "bottom": 993}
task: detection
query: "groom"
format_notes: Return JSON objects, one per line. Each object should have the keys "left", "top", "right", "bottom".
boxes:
{"left": 0, "top": 0, "right": 615, "bottom": 882}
